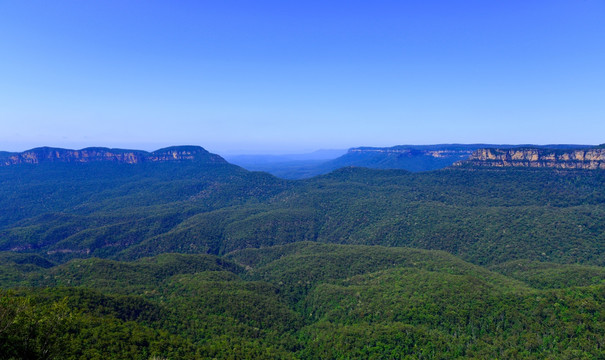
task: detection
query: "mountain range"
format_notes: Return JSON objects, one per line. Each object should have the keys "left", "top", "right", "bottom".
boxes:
{"left": 227, "top": 144, "right": 595, "bottom": 178}
{"left": 0, "top": 146, "right": 225, "bottom": 166}
{"left": 0, "top": 143, "right": 604, "bottom": 359}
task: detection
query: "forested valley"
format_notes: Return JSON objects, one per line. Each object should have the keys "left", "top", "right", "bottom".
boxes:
{"left": 0, "top": 147, "right": 604, "bottom": 359}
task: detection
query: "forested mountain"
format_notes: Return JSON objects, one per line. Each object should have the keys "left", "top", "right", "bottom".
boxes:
{"left": 2, "top": 148, "right": 604, "bottom": 266}
{"left": 0, "top": 145, "right": 604, "bottom": 358}
{"left": 229, "top": 144, "right": 592, "bottom": 179}
{"left": 311, "top": 144, "right": 489, "bottom": 174}
{"left": 0, "top": 146, "right": 228, "bottom": 166}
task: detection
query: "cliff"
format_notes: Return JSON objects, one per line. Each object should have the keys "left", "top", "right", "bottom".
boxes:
{"left": 455, "top": 147, "right": 605, "bottom": 170}
{"left": 255, "top": 144, "right": 592, "bottom": 178}
{"left": 0, "top": 146, "right": 227, "bottom": 166}
{"left": 317, "top": 145, "right": 502, "bottom": 173}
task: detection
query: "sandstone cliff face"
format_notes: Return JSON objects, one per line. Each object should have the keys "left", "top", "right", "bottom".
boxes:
{"left": 147, "top": 146, "right": 226, "bottom": 163}
{"left": 456, "top": 148, "right": 605, "bottom": 170}
{"left": 0, "top": 146, "right": 226, "bottom": 166}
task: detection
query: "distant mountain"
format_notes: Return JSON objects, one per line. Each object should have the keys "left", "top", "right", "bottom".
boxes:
{"left": 318, "top": 144, "right": 486, "bottom": 173}
{"left": 2, "top": 143, "right": 605, "bottom": 267}
{"left": 0, "top": 145, "right": 287, "bottom": 260}
{"left": 455, "top": 145, "right": 605, "bottom": 169}
{"left": 0, "top": 145, "right": 226, "bottom": 166}
{"left": 256, "top": 144, "right": 592, "bottom": 179}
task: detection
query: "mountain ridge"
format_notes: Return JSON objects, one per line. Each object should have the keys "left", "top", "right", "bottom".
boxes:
{"left": 0, "top": 145, "right": 226, "bottom": 166}
{"left": 228, "top": 143, "right": 594, "bottom": 178}
{"left": 311, "top": 143, "right": 591, "bottom": 174}
{"left": 455, "top": 145, "right": 605, "bottom": 169}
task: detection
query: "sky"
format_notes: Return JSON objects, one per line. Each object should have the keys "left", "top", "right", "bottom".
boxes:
{"left": 1, "top": 1, "right": 604, "bottom": 155}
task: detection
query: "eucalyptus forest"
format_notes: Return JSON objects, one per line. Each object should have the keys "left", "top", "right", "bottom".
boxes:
{"left": 0, "top": 146, "right": 603, "bottom": 359}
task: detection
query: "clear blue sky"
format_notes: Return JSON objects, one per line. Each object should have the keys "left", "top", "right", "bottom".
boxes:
{"left": 1, "top": 1, "right": 604, "bottom": 154}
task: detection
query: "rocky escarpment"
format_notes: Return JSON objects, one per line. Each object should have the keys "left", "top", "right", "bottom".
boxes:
{"left": 0, "top": 146, "right": 227, "bottom": 166}
{"left": 328, "top": 145, "right": 494, "bottom": 172}
{"left": 455, "top": 146, "right": 605, "bottom": 170}
{"left": 314, "top": 144, "right": 592, "bottom": 175}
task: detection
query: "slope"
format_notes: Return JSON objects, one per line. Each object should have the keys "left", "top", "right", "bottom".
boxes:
{"left": 2, "top": 244, "right": 603, "bottom": 359}
{"left": 1, "top": 147, "right": 605, "bottom": 268}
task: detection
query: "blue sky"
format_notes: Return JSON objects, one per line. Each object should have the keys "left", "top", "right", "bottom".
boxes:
{"left": 1, "top": 1, "right": 604, "bottom": 154}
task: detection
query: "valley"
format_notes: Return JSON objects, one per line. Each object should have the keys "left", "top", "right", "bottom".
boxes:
{"left": 0, "top": 144, "right": 604, "bottom": 359}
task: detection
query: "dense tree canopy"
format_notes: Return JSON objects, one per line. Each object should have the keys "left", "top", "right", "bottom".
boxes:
{"left": 0, "top": 159, "right": 603, "bottom": 358}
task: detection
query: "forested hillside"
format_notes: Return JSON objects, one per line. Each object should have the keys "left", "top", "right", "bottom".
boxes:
{"left": 0, "top": 146, "right": 604, "bottom": 358}
{"left": 2, "top": 157, "right": 604, "bottom": 266}
{"left": 1, "top": 244, "right": 604, "bottom": 359}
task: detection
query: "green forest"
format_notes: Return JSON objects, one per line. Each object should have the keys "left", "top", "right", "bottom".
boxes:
{"left": 0, "top": 158, "right": 604, "bottom": 359}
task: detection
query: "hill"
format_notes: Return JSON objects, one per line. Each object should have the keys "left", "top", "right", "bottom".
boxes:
{"left": 1, "top": 146, "right": 605, "bottom": 267}
{"left": 0, "top": 146, "right": 604, "bottom": 358}
{"left": 0, "top": 145, "right": 290, "bottom": 261}
{"left": 1, "top": 244, "right": 603, "bottom": 358}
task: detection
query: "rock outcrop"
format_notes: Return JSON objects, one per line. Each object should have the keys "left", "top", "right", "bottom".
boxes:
{"left": 0, "top": 146, "right": 226, "bottom": 166}
{"left": 455, "top": 146, "right": 605, "bottom": 170}
{"left": 317, "top": 145, "right": 487, "bottom": 173}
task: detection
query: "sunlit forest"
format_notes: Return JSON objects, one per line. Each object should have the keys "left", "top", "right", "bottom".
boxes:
{"left": 0, "top": 151, "right": 604, "bottom": 359}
